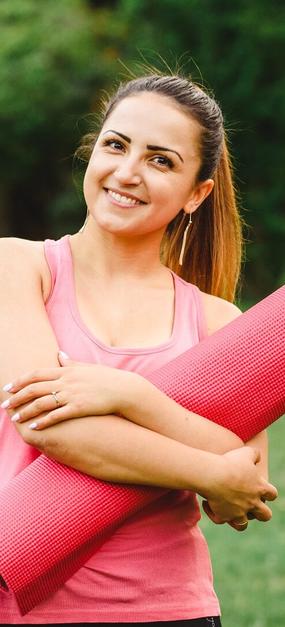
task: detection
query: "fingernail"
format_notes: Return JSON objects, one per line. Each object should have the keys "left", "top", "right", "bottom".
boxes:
{"left": 1, "top": 399, "right": 10, "bottom": 409}
{"left": 58, "top": 350, "right": 70, "bottom": 359}
{"left": 29, "top": 422, "right": 38, "bottom": 430}
{"left": 2, "top": 383, "right": 13, "bottom": 392}
{"left": 11, "top": 413, "right": 21, "bottom": 422}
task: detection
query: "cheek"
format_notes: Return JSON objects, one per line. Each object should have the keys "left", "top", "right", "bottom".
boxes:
{"left": 83, "top": 167, "right": 92, "bottom": 202}
{"left": 86, "top": 152, "right": 118, "bottom": 186}
{"left": 153, "top": 180, "right": 189, "bottom": 216}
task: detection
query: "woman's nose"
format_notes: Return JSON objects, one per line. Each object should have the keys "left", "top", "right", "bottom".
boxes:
{"left": 114, "top": 156, "right": 142, "bottom": 185}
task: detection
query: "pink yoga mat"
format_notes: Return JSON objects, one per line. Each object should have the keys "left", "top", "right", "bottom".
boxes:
{"left": 0, "top": 286, "right": 284, "bottom": 615}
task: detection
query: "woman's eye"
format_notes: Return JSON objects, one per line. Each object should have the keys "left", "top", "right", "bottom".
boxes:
{"left": 103, "top": 138, "right": 125, "bottom": 151}
{"left": 151, "top": 155, "right": 174, "bottom": 169}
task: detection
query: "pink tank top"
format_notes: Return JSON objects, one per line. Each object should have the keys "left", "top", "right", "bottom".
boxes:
{"left": 0, "top": 235, "right": 220, "bottom": 623}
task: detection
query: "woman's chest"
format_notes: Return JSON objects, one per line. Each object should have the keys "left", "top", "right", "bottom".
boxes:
{"left": 74, "top": 280, "right": 176, "bottom": 349}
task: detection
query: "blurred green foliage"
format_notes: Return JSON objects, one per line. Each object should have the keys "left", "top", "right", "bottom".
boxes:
{"left": 200, "top": 418, "right": 285, "bottom": 627}
{"left": 0, "top": 0, "right": 284, "bottom": 300}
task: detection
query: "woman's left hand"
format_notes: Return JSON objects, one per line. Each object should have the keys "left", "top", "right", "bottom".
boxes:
{"left": 1, "top": 352, "right": 134, "bottom": 430}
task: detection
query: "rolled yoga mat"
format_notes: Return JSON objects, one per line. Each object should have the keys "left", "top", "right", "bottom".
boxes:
{"left": 0, "top": 286, "right": 284, "bottom": 615}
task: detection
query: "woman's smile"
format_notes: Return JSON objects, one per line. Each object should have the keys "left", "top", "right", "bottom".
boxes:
{"left": 104, "top": 187, "right": 146, "bottom": 208}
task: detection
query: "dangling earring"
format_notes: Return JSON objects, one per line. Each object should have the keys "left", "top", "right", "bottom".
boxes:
{"left": 179, "top": 213, "right": 192, "bottom": 266}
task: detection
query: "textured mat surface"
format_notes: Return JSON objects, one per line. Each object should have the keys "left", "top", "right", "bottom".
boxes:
{"left": 0, "top": 286, "right": 284, "bottom": 614}
{"left": 148, "top": 286, "right": 285, "bottom": 442}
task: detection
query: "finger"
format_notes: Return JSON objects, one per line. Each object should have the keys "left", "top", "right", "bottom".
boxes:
{"left": 10, "top": 394, "right": 62, "bottom": 423}
{"left": 58, "top": 351, "right": 92, "bottom": 369}
{"left": 3, "top": 382, "right": 57, "bottom": 410}
{"left": 2, "top": 369, "right": 61, "bottom": 394}
{"left": 228, "top": 517, "right": 249, "bottom": 532}
{"left": 58, "top": 351, "right": 76, "bottom": 366}
{"left": 247, "top": 512, "right": 256, "bottom": 520}
{"left": 202, "top": 501, "right": 225, "bottom": 525}
{"left": 28, "top": 406, "right": 73, "bottom": 430}
{"left": 57, "top": 351, "right": 71, "bottom": 366}
{"left": 251, "top": 502, "right": 273, "bottom": 522}
{"left": 262, "top": 483, "right": 278, "bottom": 501}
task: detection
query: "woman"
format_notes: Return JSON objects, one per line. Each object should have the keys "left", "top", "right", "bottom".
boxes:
{"left": 0, "top": 73, "right": 277, "bottom": 625}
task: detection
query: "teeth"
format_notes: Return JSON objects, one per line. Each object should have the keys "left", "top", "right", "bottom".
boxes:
{"left": 108, "top": 190, "right": 141, "bottom": 206}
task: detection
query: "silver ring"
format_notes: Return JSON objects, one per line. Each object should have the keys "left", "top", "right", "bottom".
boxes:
{"left": 51, "top": 391, "right": 61, "bottom": 407}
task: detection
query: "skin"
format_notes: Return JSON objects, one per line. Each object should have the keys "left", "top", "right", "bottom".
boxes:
{"left": 0, "top": 92, "right": 277, "bottom": 531}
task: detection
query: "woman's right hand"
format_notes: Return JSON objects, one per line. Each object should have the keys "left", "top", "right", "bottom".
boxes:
{"left": 2, "top": 357, "right": 139, "bottom": 430}
{"left": 202, "top": 446, "right": 278, "bottom": 528}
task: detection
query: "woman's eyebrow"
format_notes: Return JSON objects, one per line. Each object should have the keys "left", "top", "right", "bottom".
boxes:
{"left": 103, "top": 130, "right": 184, "bottom": 163}
{"left": 103, "top": 130, "right": 131, "bottom": 143}
{"left": 147, "top": 145, "right": 184, "bottom": 163}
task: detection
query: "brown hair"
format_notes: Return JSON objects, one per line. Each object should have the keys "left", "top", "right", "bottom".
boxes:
{"left": 77, "top": 73, "right": 243, "bottom": 302}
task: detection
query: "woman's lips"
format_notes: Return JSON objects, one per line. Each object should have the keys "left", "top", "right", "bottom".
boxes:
{"left": 104, "top": 188, "right": 146, "bottom": 207}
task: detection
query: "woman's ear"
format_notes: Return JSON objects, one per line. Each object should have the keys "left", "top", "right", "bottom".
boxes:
{"left": 185, "top": 178, "right": 214, "bottom": 214}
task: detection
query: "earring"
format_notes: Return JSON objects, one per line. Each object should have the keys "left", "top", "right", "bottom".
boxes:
{"left": 179, "top": 213, "right": 192, "bottom": 266}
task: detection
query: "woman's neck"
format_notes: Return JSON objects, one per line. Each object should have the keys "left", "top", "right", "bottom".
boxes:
{"left": 70, "top": 221, "right": 167, "bottom": 283}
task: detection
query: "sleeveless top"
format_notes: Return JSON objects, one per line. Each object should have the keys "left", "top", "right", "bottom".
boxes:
{"left": 0, "top": 235, "right": 220, "bottom": 623}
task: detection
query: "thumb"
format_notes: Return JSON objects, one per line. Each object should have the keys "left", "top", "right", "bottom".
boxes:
{"left": 58, "top": 350, "right": 72, "bottom": 366}
{"left": 246, "top": 445, "right": 261, "bottom": 465}
{"left": 202, "top": 500, "right": 225, "bottom": 525}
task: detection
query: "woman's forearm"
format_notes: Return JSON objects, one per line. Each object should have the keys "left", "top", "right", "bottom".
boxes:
{"left": 118, "top": 373, "right": 243, "bottom": 453}
{"left": 5, "top": 366, "right": 243, "bottom": 456}
{"left": 37, "top": 414, "right": 221, "bottom": 491}
{"left": 22, "top": 402, "right": 267, "bottom": 492}
{"left": 28, "top": 367, "right": 243, "bottom": 454}
{"left": 27, "top": 414, "right": 274, "bottom": 524}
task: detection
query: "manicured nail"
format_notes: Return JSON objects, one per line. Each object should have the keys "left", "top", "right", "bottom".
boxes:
{"left": 1, "top": 399, "right": 10, "bottom": 409}
{"left": 58, "top": 350, "right": 70, "bottom": 359}
{"left": 29, "top": 422, "right": 38, "bottom": 430}
{"left": 11, "top": 413, "right": 21, "bottom": 422}
{"left": 2, "top": 382, "right": 13, "bottom": 392}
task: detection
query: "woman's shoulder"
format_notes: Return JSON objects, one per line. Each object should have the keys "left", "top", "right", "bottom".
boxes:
{"left": 0, "top": 237, "right": 50, "bottom": 296}
{"left": 200, "top": 290, "right": 242, "bottom": 336}
{"left": 0, "top": 236, "right": 45, "bottom": 268}
{"left": 0, "top": 235, "right": 43, "bottom": 254}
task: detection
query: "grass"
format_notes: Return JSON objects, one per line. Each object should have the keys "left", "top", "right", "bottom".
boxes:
{"left": 199, "top": 418, "right": 285, "bottom": 627}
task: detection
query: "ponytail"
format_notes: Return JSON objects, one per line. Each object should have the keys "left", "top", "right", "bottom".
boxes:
{"left": 162, "top": 137, "right": 244, "bottom": 302}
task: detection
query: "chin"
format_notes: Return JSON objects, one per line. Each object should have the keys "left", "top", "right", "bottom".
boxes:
{"left": 94, "top": 217, "right": 134, "bottom": 236}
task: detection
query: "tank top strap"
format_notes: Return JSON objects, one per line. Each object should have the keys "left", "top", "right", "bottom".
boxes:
{"left": 190, "top": 283, "right": 209, "bottom": 341}
{"left": 171, "top": 272, "right": 208, "bottom": 343}
{"left": 44, "top": 235, "right": 72, "bottom": 306}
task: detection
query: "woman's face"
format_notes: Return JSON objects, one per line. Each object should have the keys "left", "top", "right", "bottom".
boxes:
{"left": 83, "top": 92, "right": 211, "bottom": 239}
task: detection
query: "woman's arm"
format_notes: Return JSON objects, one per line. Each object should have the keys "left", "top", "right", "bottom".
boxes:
{"left": 0, "top": 238, "right": 60, "bottom": 449}
{"left": 39, "top": 413, "right": 275, "bottom": 523}
{"left": 3, "top": 290, "right": 247, "bottom": 454}
{"left": 4, "top": 361, "right": 243, "bottom": 453}
{"left": 0, "top": 237, "right": 243, "bottom": 454}
{"left": 0, "top": 238, "right": 274, "bottom": 523}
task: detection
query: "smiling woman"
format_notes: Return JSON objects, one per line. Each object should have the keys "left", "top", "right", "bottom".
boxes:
{"left": 82, "top": 92, "right": 211, "bottom": 243}
{"left": 77, "top": 75, "right": 239, "bottom": 300}
{"left": 0, "top": 71, "right": 275, "bottom": 626}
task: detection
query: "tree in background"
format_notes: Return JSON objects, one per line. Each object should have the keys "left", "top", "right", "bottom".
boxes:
{"left": 0, "top": 0, "right": 117, "bottom": 238}
{"left": 1, "top": 0, "right": 284, "bottom": 301}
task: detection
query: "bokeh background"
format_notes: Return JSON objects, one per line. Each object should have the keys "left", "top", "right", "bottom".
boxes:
{"left": 1, "top": 2, "right": 284, "bottom": 625}
{"left": 1, "top": 0, "right": 284, "bottom": 304}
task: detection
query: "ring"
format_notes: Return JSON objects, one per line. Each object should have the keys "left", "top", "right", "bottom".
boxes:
{"left": 234, "top": 520, "right": 248, "bottom": 530}
{"left": 51, "top": 391, "right": 61, "bottom": 407}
